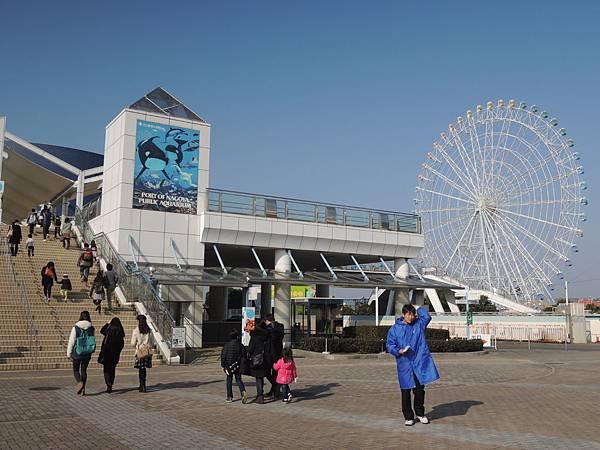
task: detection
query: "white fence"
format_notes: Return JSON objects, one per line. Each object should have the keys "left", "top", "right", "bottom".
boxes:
{"left": 429, "top": 322, "right": 567, "bottom": 343}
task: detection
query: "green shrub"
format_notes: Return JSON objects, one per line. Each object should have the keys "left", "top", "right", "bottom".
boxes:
{"left": 295, "top": 337, "right": 385, "bottom": 354}
{"left": 295, "top": 337, "right": 482, "bottom": 353}
{"left": 428, "top": 339, "right": 483, "bottom": 353}
{"left": 342, "top": 326, "right": 450, "bottom": 341}
{"left": 425, "top": 328, "right": 451, "bottom": 341}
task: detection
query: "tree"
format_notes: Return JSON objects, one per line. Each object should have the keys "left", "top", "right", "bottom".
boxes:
{"left": 471, "top": 296, "right": 498, "bottom": 312}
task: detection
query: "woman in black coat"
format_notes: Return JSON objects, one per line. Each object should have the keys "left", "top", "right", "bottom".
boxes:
{"left": 8, "top": 220, "right": 22, "bottom": 257}
{"left": 98, "top": 317, "right": 125, "bottom": 393}
{"left": 247, "top": 321, "right": 270, "bottom": 404}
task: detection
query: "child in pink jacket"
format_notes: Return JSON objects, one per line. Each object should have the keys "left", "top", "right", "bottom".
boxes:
{"left": 273, "top": 347, "right": 297, "bottom": 403}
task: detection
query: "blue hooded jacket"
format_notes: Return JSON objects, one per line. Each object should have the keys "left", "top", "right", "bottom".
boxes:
{"left": 386, "top": 307, "right": 440, "bottom": 389}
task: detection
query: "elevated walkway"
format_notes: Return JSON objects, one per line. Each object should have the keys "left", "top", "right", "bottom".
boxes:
{"left": 423, "top": 273, "right": 538, "bottom": 314}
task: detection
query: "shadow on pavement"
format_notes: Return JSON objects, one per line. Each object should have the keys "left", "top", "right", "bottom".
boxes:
{"left": 286, "top": 382, "right": 340, "bottom": 403}
{"left": 429, "top": 400, "right": 484, "bottom": 420}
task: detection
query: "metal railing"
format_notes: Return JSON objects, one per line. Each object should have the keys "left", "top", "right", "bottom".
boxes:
{"left": 207, "top": 188, "right": 421, "bottom": 234}
{"left": 74, "top": 206, "right": 176, "bottom": 347}
{"left": 0, "top": 234, "right": 39, "bottom": 369}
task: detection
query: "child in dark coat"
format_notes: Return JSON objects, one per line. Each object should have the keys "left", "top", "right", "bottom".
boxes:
{"left": 220, "top": 330, "right": 248, "bottom": 404}
{"left": 60, "top": 274, "right": 72, "bottom": 302}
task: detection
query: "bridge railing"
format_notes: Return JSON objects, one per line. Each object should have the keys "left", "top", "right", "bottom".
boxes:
{"left": 74, "top": 206, "right": 176, "bottom": 349}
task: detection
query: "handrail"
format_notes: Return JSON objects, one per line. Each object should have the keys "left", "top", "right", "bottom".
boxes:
{"left": 0, "top": 234, "right": 39, "bottom": 369}
{"left": 128, "top": 235, "right": 140, "bottom": 272}
{"left": 74, "top": 206, "right": 176, "bottom": 348}
{"left": 169, "top": 238, "right": 184, "bottom": 273}
{"left": 208, "top": 187, "right": 419, "bottom": 217}
{"left": 207, "top": 188, "right": 421, "bottom": 234}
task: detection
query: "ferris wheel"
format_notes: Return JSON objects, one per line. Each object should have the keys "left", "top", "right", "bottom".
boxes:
{"left": 415, "top": 99, "right": 587, "bottom": 304}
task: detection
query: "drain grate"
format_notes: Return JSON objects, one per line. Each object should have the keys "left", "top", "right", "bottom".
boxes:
{"left": 29, "top": 387, "right": 61, "bottom": 391}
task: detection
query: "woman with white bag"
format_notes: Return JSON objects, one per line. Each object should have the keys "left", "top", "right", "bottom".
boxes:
{"left": 131, "top": 314, "right": 153, "bottom": 393}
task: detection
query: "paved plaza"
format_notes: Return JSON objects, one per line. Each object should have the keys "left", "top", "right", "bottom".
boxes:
{"left": 1, "top": 343, "right": 599, "bottom": 449}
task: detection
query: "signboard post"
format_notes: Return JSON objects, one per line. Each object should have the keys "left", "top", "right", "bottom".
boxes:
{"left": 241, "top": 307, "right": 256, "bottom": 347}
{"left": 466, "top": 288, "right": 472, "bottom": 339}
{"left": 172, "top": 326, "right": 186, "bottom": 364}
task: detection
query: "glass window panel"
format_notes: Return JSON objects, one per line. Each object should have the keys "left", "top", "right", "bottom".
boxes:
{"left": 324, "top": 206, "right": 343, "bottom": 225}
{"left": 287, "top": 201, "right": 316, "bottom": 222}
{"left": 220, "top": 193, "right": 253, "bottom": 215}
{"left": 255, "top": 197, "right": 266, "bottom": 217}
{"left": 397, "top": 216, "right": 418, "bottom": 232}
{"left": 316, "top": 206, "right": 326, "bottom": 223}
{"left": 208, "top": 191, "right": 220, "bottom": 212}
{"left": 344, "top": 209, "right": 370, "bottom": 228}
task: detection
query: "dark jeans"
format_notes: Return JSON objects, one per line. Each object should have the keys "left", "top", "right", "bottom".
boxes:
{"left": 62, "top": 238, "right": 71, "bottom": 249}
{"left": 28, "top": 224, "right": 35, "bottom": 235}
{"left": 401, "top": 373, "right": 425, "bottom": 420}
{"left": 42, "top": 280, "right": 53, "bottom": 298}
{"left": 27, "top": 246, "right": 34, "bottom": 257}
{"left": 42, "top": 223, "right": 50, "bottom": 239}
{"left": 9, "top": 244, "right": 18, "bottom": 256}
{"left": 104, "top": 363, "right": 116, "bottom": 387}
{"left": 79, "top": 265, "right": 90, "bottom": 281}
{"left": 72, "top": 358, "right": 90, "bottom": 383}
{"left": 255, "top": 377, "right": 264, "bottom": 396}
{"left": 226, "top": 372, "right": 246, "bottom": 399}
{"left": 139, "top": 367, "right": 147, "bottom": 385}
{"left": 54, "top": 226, "right": 60, "bottom": 238}
{"left": 266, "top": 369, "right": 279, "bottom": 395}
{"left": 281, "top": 383, "right": 290, "bottom": 399}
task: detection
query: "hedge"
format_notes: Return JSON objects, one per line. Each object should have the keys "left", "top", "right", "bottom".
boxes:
{"left": 295, "top": 337, "right": 482, "bottom": 354}
{"left": 343, "top": 326, "right": 450, "bottom": 341}
{"left": 296, "top": 337, "right": 385, "bottom": 354}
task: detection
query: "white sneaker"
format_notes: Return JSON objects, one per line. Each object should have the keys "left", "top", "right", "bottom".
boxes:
{"left": 405, "top": 420, "right": 414, "bottom": 426}
{"left": 416, "top": 416, "right": 429, "bottom": 424}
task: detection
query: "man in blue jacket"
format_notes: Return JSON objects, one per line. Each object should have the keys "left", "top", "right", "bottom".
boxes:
{"left": 386, "top": 303, "right": 439, "bottom": 426}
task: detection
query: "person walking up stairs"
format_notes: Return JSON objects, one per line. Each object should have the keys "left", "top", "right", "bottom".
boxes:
{"left": 0, "top": 225, "right": 156, "bottom": 371}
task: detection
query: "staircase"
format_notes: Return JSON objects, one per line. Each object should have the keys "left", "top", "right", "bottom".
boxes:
{"left": 0, "top": 227, "right": 143, "bottom": 371}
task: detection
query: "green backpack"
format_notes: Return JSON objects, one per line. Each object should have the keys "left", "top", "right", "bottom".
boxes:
{"left": 75, "top": 326, "right": 96, "bottom": 356}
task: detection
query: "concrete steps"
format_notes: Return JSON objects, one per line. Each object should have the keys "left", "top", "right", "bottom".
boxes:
{"left": 0, "top": 229, "right": 161, "bottom": 371}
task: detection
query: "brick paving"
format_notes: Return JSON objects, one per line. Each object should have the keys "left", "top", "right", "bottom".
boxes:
{"left": 0, "top": 343, "right": 599, "bottom": 449}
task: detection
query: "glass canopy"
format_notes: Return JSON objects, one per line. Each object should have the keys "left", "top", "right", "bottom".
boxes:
{"left": 128, "top": 87, "right": 206, "bottom": 123}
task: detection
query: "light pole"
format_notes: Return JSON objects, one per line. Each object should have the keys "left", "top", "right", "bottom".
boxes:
{"left": 374, "top": 286, "right": 379, "bottom": 326}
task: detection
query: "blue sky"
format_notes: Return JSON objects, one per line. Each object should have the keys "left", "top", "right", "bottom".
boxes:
{"left": 1, "top": 1, "right": 599, "bottom": 296}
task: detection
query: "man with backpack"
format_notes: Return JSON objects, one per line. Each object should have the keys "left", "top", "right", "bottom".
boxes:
{"left": 26, "top": 209, "right": 38, "bottom": 236}
{"left": 104, "top": 264, "right": 119, "bottom": 311}
{"left": 78, "top": 243, "right": 94, "bottom": 282}
{"left": 66, "top": 310, "right": 96, "bottom": 396}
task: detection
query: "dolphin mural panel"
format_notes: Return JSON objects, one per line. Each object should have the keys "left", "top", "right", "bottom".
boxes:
{"left": 133, "top": 120, "right": 200, "bottom": 214}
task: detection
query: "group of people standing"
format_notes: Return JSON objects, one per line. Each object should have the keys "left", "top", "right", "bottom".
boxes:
{"left": 220, "top": 314, "right": 297, "bottom": 404}
{"left": 67, "top": 312, "right": 153, "bottom": 394}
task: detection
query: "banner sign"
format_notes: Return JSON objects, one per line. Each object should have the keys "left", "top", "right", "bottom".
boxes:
{"left": 241, "top": 307, "right": 256, "bottom": 347}
{"left": 133, "top": 120, "right": 199, "bottom": 214}
{"left": 172, "top": 326, "right": 186, "bottom": 349}
{"left": 473, "top": 333, "right": 493, "bottom": 348}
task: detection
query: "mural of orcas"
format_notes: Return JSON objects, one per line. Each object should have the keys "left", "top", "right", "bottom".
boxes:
{"left": 135, "top": 136, "right": 170, "bottom": 182}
